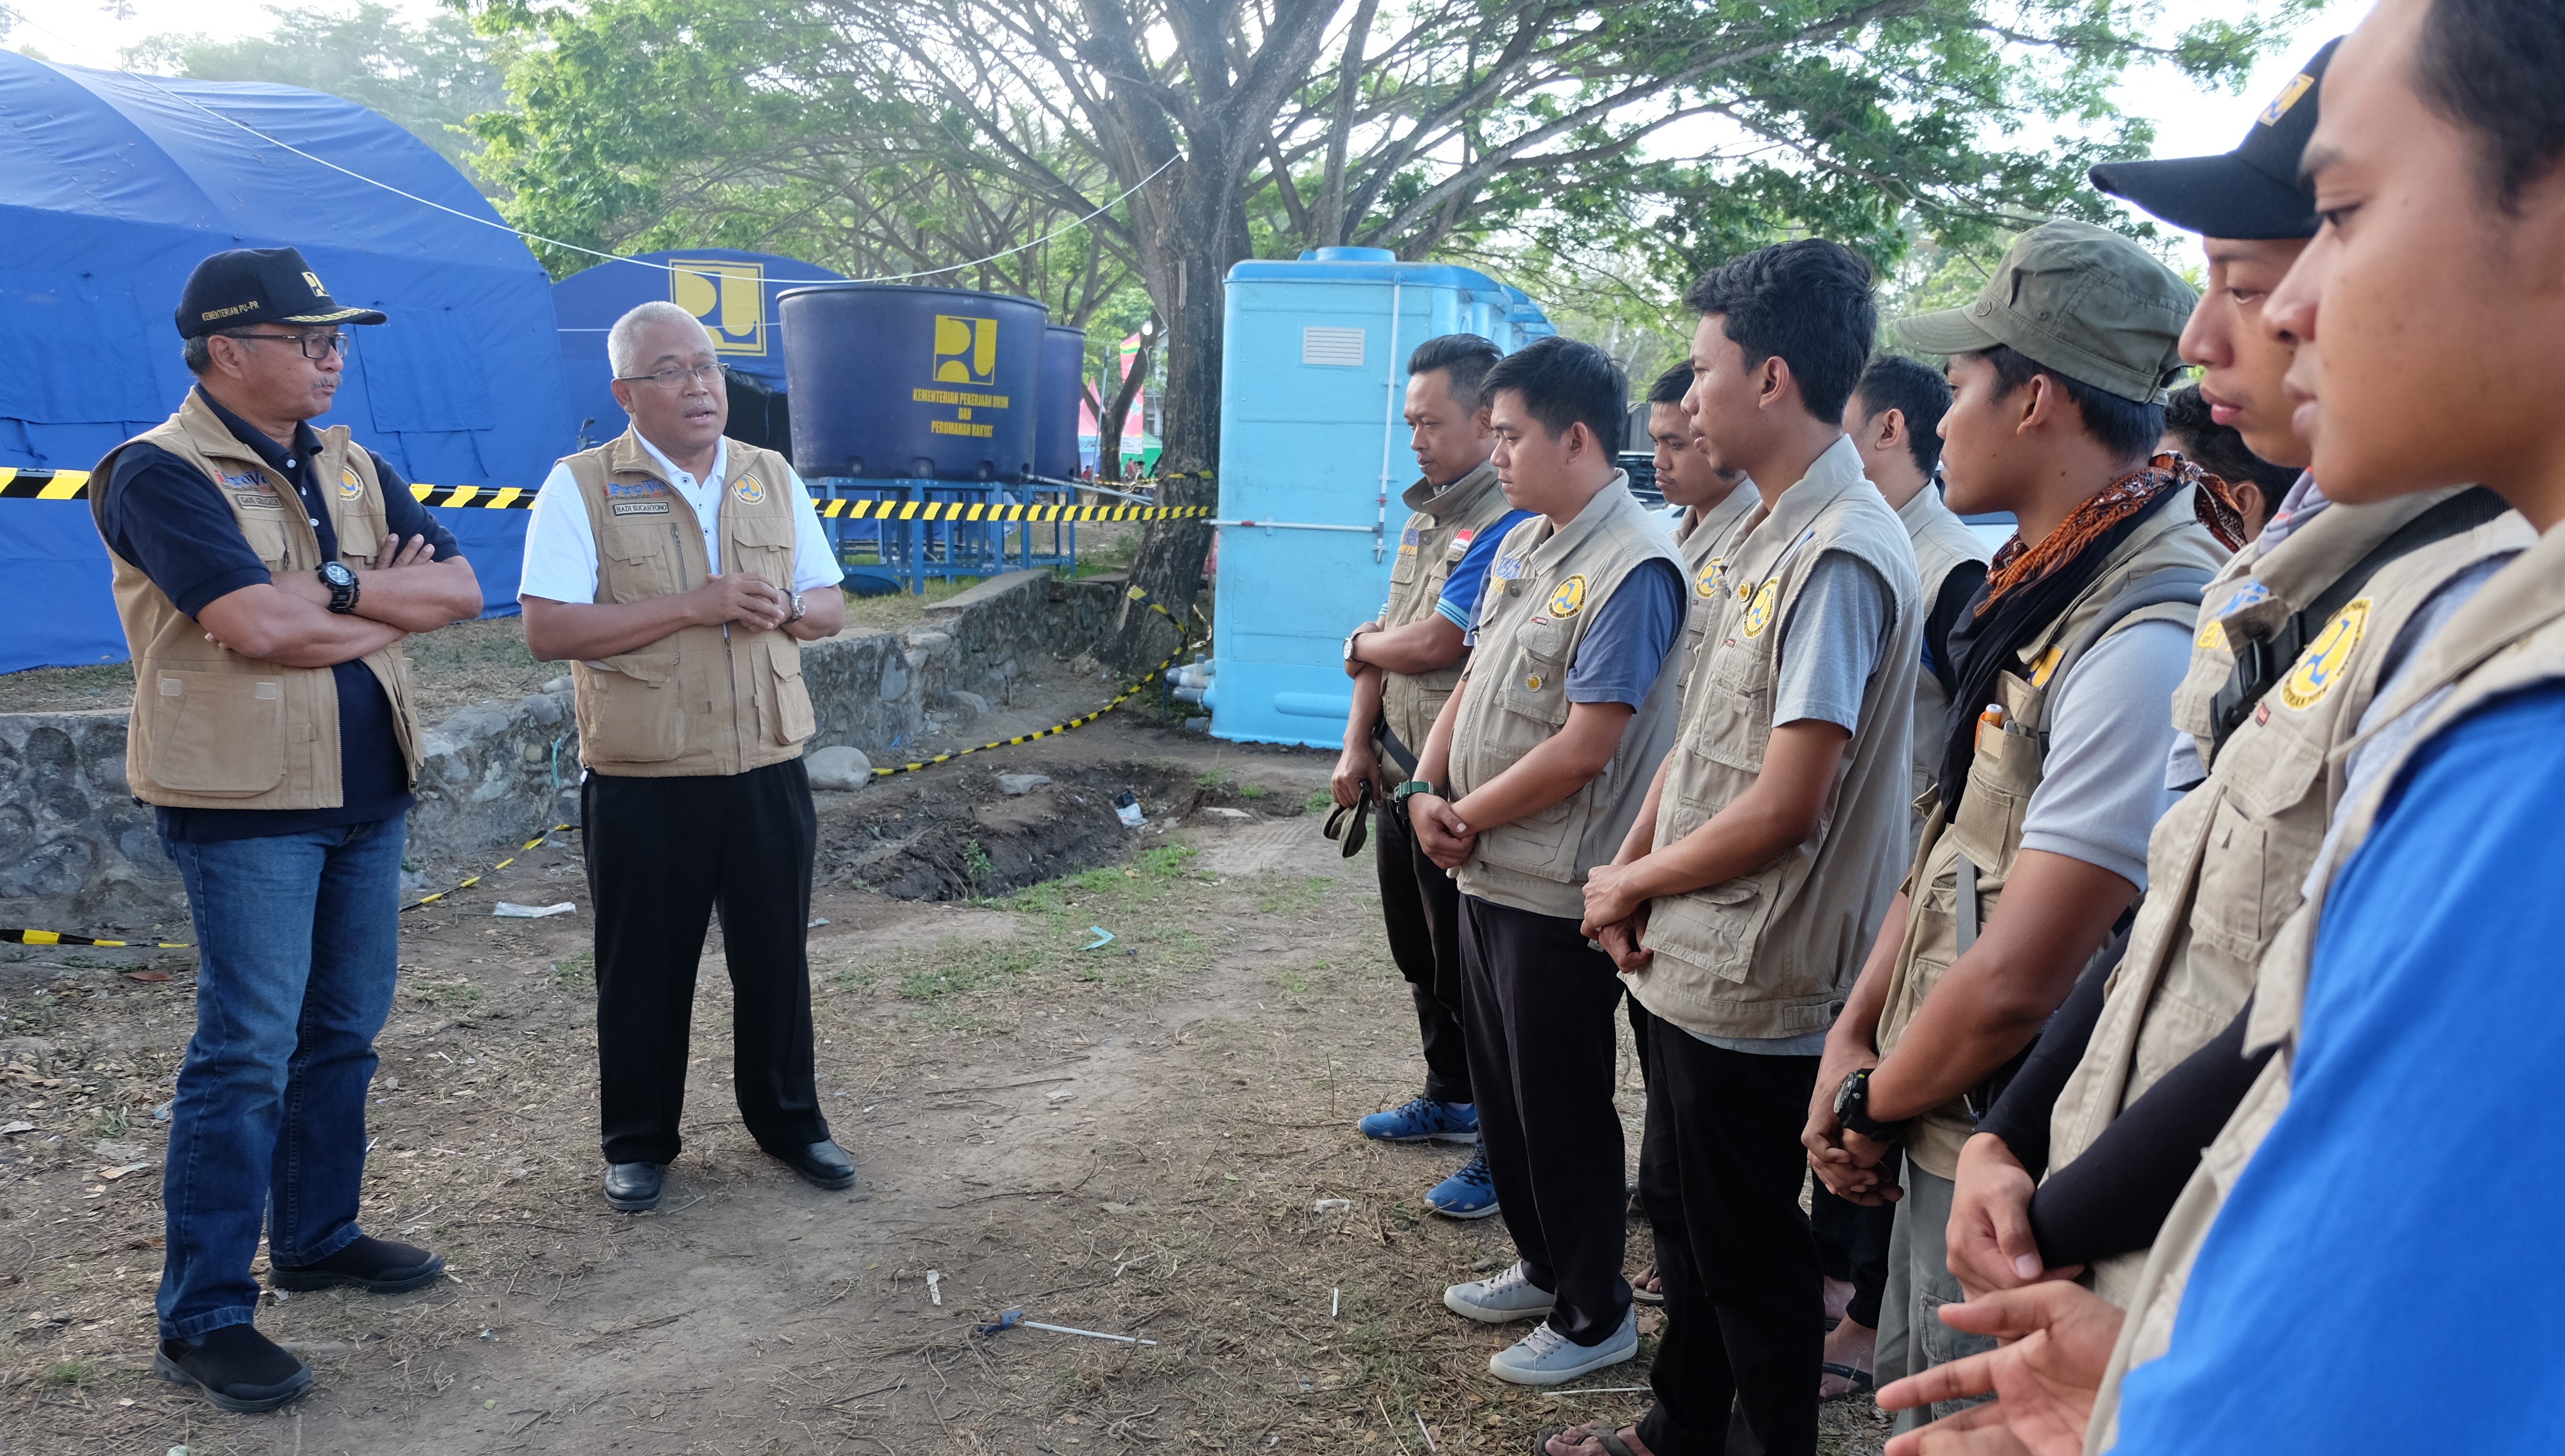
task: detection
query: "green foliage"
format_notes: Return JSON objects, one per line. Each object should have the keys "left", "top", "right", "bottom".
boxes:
{"left": 127, "top": 5, "right": 508, "bottom": 176}
{"left": 44, "top": 1360, "right": 95, "bottom": 1388}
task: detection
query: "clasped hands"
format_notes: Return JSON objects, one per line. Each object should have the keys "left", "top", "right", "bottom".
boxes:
{"left": 1579, "top": 858, "right": 1654, "bottom": 971}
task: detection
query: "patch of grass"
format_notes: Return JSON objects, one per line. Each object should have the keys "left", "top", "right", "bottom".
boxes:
{"left": 407, "top": 977, "right": 484, "bottom": 1009}
{"left": 1277, "top": 969, "right": 1310, "bottom": 996}
{"left": 1193, "top": 768, "right": 1235, "bottom": 789}
{"left": 1304, "top": 790, "right": 1333, "bottom": 814}
{"left": 894, "top": 936, "right": 1045, "bottom": 1002}
{"left": 1239, "top": 782, "right": 1267, "bottom": 800}
{"left": 43, "top": 1360, "right": 95, "bottom": 1388}
{"left": 92, "top": 1107, "right": 130, "bottom": 1139}
{"left": 962, "top": 840, "right": 995, "bottom": 882}
{"left": 545, "top": 952, "right": 594, "bottom": 991}
{"left": 1257, "top": 875, "right": 1335, "bottom": 917}
{"left": 829, "top": 966, "right": 879, "bottom": 993}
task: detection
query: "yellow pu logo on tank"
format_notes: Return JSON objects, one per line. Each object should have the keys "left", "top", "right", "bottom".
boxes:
{"left": 671, "top": 261, "right": 766, "bottom": 355}
{"left": 934, "top": 316, "right": 1000, "bottom": 385}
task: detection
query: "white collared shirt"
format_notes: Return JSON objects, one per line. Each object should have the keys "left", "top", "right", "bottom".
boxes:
{"left": 517, "top": 436, "right": 845, "bottom": 604}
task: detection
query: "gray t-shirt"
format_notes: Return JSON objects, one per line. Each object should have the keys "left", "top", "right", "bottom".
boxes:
{"left": 2018, "top": 619, "right": 2194, "bottom": 889}
{"left": 1691, "top": 551, "right": 1898, "bottom": 1058}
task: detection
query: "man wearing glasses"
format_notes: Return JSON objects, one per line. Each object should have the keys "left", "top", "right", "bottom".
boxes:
{"left": 517, "top": 300, "right": 849, "bottom": 1215}
{"left": 90, "top": 247, "right": 485, "bottom": 1411}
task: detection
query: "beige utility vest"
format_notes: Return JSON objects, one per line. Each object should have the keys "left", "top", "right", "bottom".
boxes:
{"left": 2046, "top": 507, "right": 2533, "bottom": 1305}
{"left": 1876, "top": 491, "right": 2229, "bottom": 1178}
{"left": 1674, "top": 478, "right": 1761, "bottom": 664}
{"left": 91, "top": 391, "right": 422, "bottom": 810}
{"left": 1449, "top": 475, "right": 1684, "bottom": 919}
{"left": 1630, "top": 439, "right": 1924, "bottom": 1039}
{"left": 1897, "top": 483, "right": 1992, "bottom": 843}
{"left": 2084, "top": 515, "right": 2564, "bottom": 1454}
{"left": 1378, "top": 460, "right": 1510, "bottom": 754}
{"left": 561, "top": 431, "right": 817, "bottom": 778}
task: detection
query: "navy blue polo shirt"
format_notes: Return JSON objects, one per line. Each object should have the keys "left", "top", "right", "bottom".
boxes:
{"left": 100, "top": 388, "right": 464, "bottom": 843}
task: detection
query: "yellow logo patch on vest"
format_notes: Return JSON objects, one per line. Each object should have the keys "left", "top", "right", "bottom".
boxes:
{"left": 1741, "top": 578, "right": 1779, "bottom": 638}
{"left": 732, "top": 473, "right": 768, "bottom": 505}
{"left": 2030, "top": 643, "right": 2065, "bottom": 689}
{"left": 1524, "top": 674, "right": 1543, "bottom": 691}
{"left": 2196, "top": 618, "right": 2227, "bottom": 653}
{"left": 337, "top": 466, "right": 364, "bottom": 502}
{"left": 2279, "top": 597, "right": 2371, "bottom": 710}
{"left": 1696, "top": 558, "right": 1725, "bottom": 599}
{"left": 1546, "top": 575, "right": 1588, "bottom": 619}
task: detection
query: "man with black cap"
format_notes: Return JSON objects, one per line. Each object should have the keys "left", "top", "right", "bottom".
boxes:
{"left": 1798, "top": 220, "right": 2243, "bottom": 1429}
{"left": 90, "top": 248, "right": 484, "bottom": 1411}
{"left": 1932, "top": 36, "right": 2526, "bottom": 1337}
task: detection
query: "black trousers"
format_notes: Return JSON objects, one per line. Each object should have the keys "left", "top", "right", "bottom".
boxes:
{"left": 583, "top": 758, "right": 828, "bottom": 1166}
{"left": 1375, "top": 778, "right": 1470, "bottom": 1104}
{"left": 1813, "top": 1180, "right": 1895, "bottom": 1330}
{"left": 1459, "top": 893, "right": 1628, "bottom": 1344}
{"left": 1636, "top": 1011, "right": 1823, "bottom": 1456}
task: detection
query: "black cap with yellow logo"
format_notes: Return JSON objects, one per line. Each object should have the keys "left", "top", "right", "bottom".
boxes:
{"left": 175, "top": 247, "right": 389, "bottom": 339}
{"left": 2088, "top": 38, "right": 2342, "bottom": 241}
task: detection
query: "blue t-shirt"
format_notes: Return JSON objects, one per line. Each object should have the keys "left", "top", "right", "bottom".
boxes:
{"left": 100, "top": 388, "right": 463, "bottom": 843}
{"left": 1434, "top": 509, "right": 1537, "bottom": 630}
{"left": 2113, "top": 681, "right": 2565, "bottom": 1454}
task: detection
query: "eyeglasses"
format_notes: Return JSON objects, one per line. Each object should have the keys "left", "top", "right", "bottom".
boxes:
{"left": 229, "top": 332, "right": 352, "bottom": 360}
{"left": 616, "top": 362, "right": 722, "bottom": 391}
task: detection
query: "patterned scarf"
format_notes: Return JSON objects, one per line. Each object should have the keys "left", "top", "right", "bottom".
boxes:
{"left": 1976, "top": 454, "right": 2246, "bottom": 617}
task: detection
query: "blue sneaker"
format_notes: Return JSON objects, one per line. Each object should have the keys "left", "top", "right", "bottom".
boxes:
{"left": 1426, "top": 1152, "right": 1501, "bottom": 1220}
{"left": 1357, "top": 1096, "right": 1479, "bottom": 1144}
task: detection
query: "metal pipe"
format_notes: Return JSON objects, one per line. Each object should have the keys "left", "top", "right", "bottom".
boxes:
{"left": 1209, "top": 519, "right": 1376, "bottom": 532}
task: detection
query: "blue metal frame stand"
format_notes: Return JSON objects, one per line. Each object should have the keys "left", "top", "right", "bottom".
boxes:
{"left": 806, "top": 477, "right": 1081, "bottom": 594}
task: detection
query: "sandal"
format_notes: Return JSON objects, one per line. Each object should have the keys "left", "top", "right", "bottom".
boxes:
{"left": 1322, "top": 779, "right": 1373, "bottom": 857}
{"left": 1630, "top": 1265, "right": 1664, "bottom": 1306}
{"left": 1532, "top": 1426, "right": 1643, "bottom": 1456}
{"left": 1819, "top": 1362, "right": 1875, "bottom": 1403}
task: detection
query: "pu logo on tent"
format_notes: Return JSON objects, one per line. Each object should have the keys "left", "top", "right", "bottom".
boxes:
{"left": 671, "top": 260, "right": 766, "bottom": 356}
{"left": 934, "top": 316, "right": 999, "bottom": 386}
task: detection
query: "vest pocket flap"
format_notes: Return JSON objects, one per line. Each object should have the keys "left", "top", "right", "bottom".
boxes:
{"left": 2212, "top": 710, "right": 2326, "bottom": 819}
{"left": 768, "top": 637, "right": 816, "bottom": 744}
{"left": 1640, "top": 876, "right": 1769, "bottom": 983}
{"left": 602, "top": 522, "right": 672, "bottom": 561}
{"left": 732, "top": 513, "right": 797, "bottom": 547}
{"left": 146, "top": 670, "right": 286, "bottom": 797}
{"left": 768, "top": 637, "right": 805, "bottom": 679}
{"left": 591, "top": 652, "right": 678, "bottom": 686}
{"left": 1500, "top": 682, "right": 1572, "bottom": 728}
{"left": 238, "top": 519, "right": 295, "bottom": 569}
{"left": 1515, "top": 615, "right": 1570, "bottom": 661}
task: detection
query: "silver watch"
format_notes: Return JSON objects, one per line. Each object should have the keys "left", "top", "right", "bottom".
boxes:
{"left": 787, "top": 591, "right": 807, "bottom": 624}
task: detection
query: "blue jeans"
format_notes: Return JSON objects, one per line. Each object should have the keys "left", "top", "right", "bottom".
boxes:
{"left": 156, "top": 818, "right": 405, "bottom": 1340}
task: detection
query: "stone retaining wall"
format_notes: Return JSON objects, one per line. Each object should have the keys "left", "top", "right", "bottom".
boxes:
{"left": 0, "top": 570, "right": 1131, "bottom": 935}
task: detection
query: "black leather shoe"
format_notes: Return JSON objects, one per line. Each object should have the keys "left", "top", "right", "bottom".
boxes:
{"left": 768, "top": 1140, "right": 857, "bottom": 1191}
{"left": 271, "top": 1234, "right": 445, "bottom": 1293}
{"left": 156, "top": 1325, "right": 314, "bottom": 1413}
{"left": 604, "top": 1161, "right": 664, "bottom": 1211}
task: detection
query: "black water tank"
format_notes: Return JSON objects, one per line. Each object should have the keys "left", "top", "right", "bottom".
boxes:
{"left": 1036, "top": 324, "right": 1086, "bottom": 481}
{"left": 779, "top": 283, "right": 1047, "bottom": 481}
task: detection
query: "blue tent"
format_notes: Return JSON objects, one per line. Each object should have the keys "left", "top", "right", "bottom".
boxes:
{"left": 0, "top": 54, "right": 577, "bottom": 672}
{"left": 552, "top": 248, "right": 848, "bottom": 450}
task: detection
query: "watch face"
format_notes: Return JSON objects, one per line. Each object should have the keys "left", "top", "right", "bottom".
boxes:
{"left": 322, "top": 562, "right": 356, "bottom": 587}
{"left": 1834, "top": 1072, "right": 1861, "bottom": 1116}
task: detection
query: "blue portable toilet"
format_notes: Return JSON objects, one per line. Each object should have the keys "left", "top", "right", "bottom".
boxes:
{"left": 1205, "top": 247, "right": 1554, "bottom": 748}
{"left": 552, "top": 249, "right": 848, "bottom": 451}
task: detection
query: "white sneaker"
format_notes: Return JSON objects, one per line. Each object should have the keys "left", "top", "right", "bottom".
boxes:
{"left": 1487, "top": 1305, "right": 1639, "bottom": 1386}
{"left": 1442, "top": 1261, "right": 1557, "bottom": 1323}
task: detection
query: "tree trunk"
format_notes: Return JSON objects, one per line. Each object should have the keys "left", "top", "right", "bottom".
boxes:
{"left": 1101, "top": 159, "right": 1234, "bottom": 671}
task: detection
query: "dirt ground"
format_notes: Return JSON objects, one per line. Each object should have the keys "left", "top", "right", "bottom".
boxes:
{"left": 0, "top": 699, "right": 1892, "bottom": 1455}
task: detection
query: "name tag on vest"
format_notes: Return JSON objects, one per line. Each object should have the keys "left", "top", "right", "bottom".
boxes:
{"left": 611, "top": 501, "right": 673, "bottom": 516}
{"left": 234, "top": 493, "right": 285, "bottom": 511}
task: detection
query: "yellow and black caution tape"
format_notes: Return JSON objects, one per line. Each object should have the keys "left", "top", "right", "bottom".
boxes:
{"left": 402, "top": 823, "right": 580, "bottom": 912}
{"left": 4, "top": 467, "right": 1217, "bottom": 515}
{"left": 865, "top": 584, "right": 1197, "bottom": 778}
{"left": 0, "top": 927, "right": 191, "bottom": 949}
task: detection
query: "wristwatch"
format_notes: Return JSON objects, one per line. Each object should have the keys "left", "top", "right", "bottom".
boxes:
{"left": 318, "top": 561, "right": 360, "bottom": 615}
{"left": 786, "top": 590, "right": 807, "bottom": 624}
{"left": 1389, "top": 780, "right": 1438, "bottom": 814}
{"left": 1342, "top": 627, "right": 1369, "bottom": 666}
{"left": 1833, "top": 1067, "right": 1905, "bottom": 1143}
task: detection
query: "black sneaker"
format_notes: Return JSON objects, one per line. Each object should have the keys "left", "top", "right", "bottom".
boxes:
{"left": 156, "top": 1325, "right": 314, "bottom": 1413}
{"left": 270, "top": 1234, "right": 446, "bottom": 1293}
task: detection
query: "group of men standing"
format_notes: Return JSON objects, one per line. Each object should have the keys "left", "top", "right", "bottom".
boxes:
{"left": 1331, "top": 1, "right": 2565, "bottom": 1451}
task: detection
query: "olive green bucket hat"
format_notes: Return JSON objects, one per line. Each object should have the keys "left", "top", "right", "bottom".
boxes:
{"left": 1893, "top": 220, "right": 2197, "bottom": 404}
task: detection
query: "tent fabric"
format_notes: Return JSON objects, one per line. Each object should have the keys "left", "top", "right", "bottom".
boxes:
{"left": 0, "top": 54, "right": 573, "bottom": 671}
{"left": 552, "top": 249, "right": 847, "bottom": 453}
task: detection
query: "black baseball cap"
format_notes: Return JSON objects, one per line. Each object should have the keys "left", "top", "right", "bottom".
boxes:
{"left": 2088, "top": 38, "right": 2341, "bottom": 240}
{"left": 176, "top": 247, "right": 388, "bottom": 339}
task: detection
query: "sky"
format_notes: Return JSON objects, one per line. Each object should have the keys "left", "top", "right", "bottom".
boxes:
{"left": 13, "top": 0, "right": 2369, "bottom": 178}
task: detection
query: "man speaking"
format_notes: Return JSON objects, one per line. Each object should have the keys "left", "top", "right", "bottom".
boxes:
{"left": 518, "top": 300, "right": 850, "bottom": 1212}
